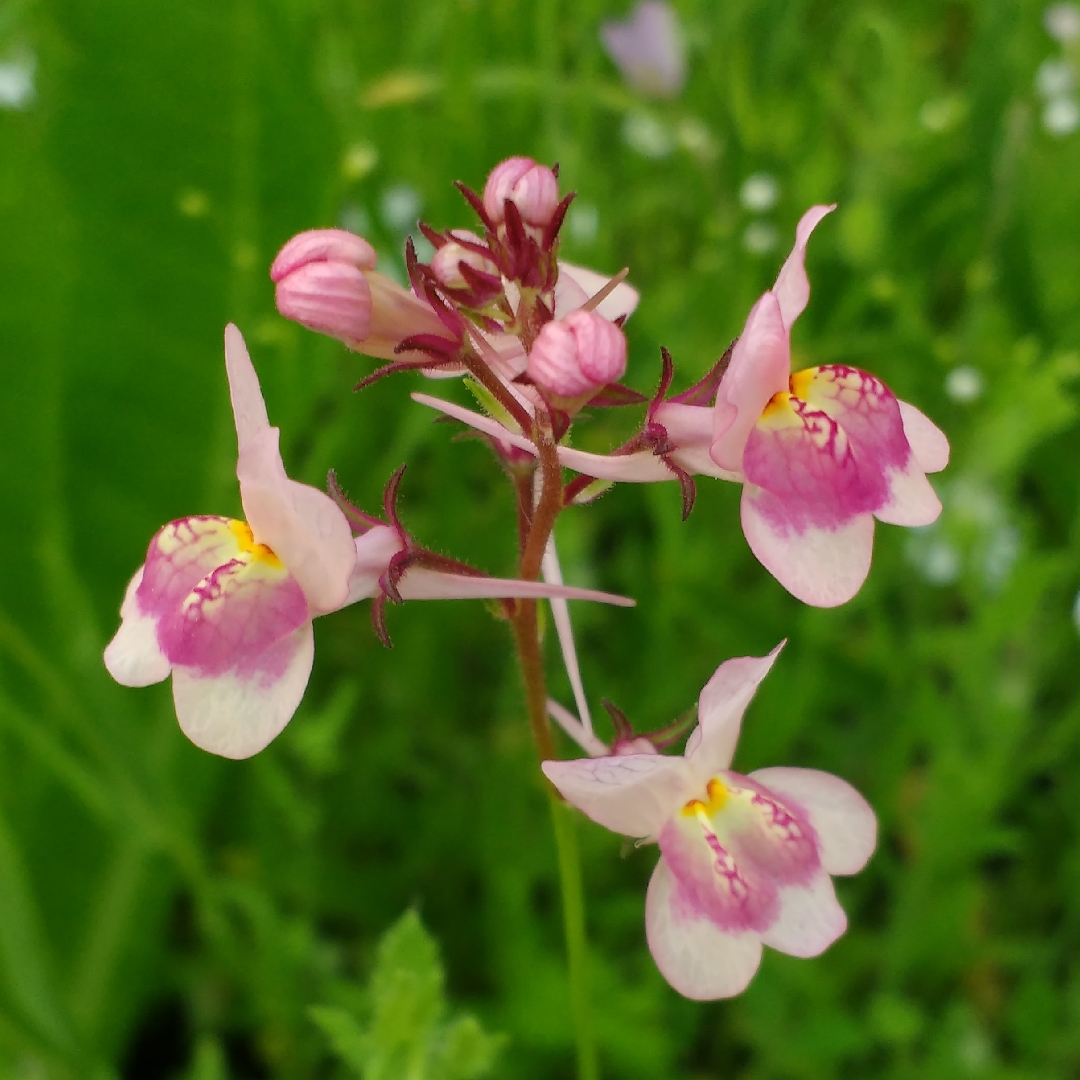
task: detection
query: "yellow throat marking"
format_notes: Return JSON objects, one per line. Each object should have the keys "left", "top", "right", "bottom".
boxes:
{"left": 228, "top": 519, "right": 283, "bottom": 568}
{"left": 681, "top": 776, "right": 728, "bottom": 818}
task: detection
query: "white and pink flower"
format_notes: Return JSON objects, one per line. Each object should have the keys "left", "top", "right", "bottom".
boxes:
{"left": 543, "top": 645, "right": 876, "bottom": 1000}
{"left": 104, "top": 325, "right": 633, "bottom": 759}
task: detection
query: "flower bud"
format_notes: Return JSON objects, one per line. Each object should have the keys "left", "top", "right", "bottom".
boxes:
{"left": 482, "top": 157, "right": 560, "bottom": 227}
{"left": 275, "top": 258, "right": 373, "bottom": 346}
{"left": 271, "top": 228, "right": 377, "bottom": 282}
{"left": 430, "top": 232, "right": 499, "bottom": 290}
{"left": 272, "top": 228, "right": 450, "bottom": 359}
{"left": 526, "top": 309, "right": 627, "bottom": 399}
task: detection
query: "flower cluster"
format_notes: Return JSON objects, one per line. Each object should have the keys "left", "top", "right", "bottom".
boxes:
{"left": 105, "top": 156, "right": 947, "bottom": 1000}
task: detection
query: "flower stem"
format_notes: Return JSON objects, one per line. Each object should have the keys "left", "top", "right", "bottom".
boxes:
{"left": 509, "top": 425, "right": 600, "bottom": 1078}
{"left": 549, "top": 791, "right": 600, "bottom": 1080}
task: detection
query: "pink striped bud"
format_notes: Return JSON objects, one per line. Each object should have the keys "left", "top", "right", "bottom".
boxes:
{"left": 430, "top": 232, "right": 499, "bottom": 290}
{"left": 272, "top": 228, "right": 449, "bottom": 359}
{"left": 526, "top": 309, "right": 627, "bottom": 399}
{"left": 482, "top": 157, "right": 560, "bottom": 227}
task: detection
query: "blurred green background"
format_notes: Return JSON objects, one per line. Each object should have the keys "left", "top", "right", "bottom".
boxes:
{"left": 2, "top": 0, "right": 1080, "bottom": 1076}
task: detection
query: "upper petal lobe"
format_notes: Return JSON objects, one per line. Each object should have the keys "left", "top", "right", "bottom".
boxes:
{"left": 543, "top": 754, "right": 694, "bottom": 839}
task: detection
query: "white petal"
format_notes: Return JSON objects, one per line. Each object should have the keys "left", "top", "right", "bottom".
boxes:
{"left": 172, "top": 622, "right": 314, "bottom": 759}
{"left": 645, "top": 857, "right": 763, "bottom": 1000}
{"left": 548, "top": 699, "right": 610, "bottom": 757}
{"left": 741, "top": 486, "right": 874, "bottom": 608}
{"left": 690, "top": 645, "right": 784, "bottom": 775}
{"left": 224, "top": 324, "right": 270, "bottom": 451}
{"left": 558, "top": 262, "right": 640, "bottom": 322}
{"left": 411, "top": 393, "right": 537, "bottom": 453}
{"left": 543, "top": 534, "right": 593, "bottom": 734}
{"left": 542, "top": 754, "right": 694, "bottom": 839}
{"left": 758, "top": 870, "right": 847, "bottom": 958}
{"left": 412, "top": 392, "right": 678, "bottom": 483}
{"left": 557, "top": 446, "right": 673, "bottom": 482}
{"left": 898, "top": 400, "right": 949, "bottom": 474}
{"left": 749, "top": 767, "right": 877, "bottom": 875}
{"left": 396, "top": 568, "right": 635, "bottom": 606}
{"left": 103, "top": 567, "right": 171, "bottom": 687}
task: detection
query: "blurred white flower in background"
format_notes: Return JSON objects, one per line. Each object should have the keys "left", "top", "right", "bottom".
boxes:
{"left": 1036, "top": 57, "right": 1074, "bottom": 97}
{"left": 742, "top": 221, "right": 778, "bottom": 255}
{"left": 601, "top": 1, "right": 687, "bottom": 98}
{"left": 622, "top": 111, "right": 675, "bottom": 157}
{"left": 906, "top": 478, "right": 1022, "bottom": 590}
{"left": 339, "top": 204, "right": 372, "bottom": 236}
{"left": 567, "top": 203, "right": 599, "bottom": 245}
{"left": 1045, "top": 3, "right": 1080, "bottom": 43}
{"left": 907, "top": 532, "right": 962, "bottom": 585}
{"left": 1035, "top": 17, "right": 1080, "bottom": 135}
{"left": 739, "top": 174, "right": 779, "bottom": 213}
{"left": 0, "top": 48, "right": 35, "bottom": 110}
{"left": 380, "top": 184, "right": 421, "bottom": 232}
{"left": 1072, "top": 590, "right": 1080, "bottom": 634}
{"left": 1044, "top": 95, "right": 1080, "bottom": 134}
{"left": 945, "top": 366, "right": 984, "bottom": 403}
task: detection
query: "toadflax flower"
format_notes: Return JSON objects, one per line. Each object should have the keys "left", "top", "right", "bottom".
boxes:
{"left": 104, "top": 325, "right": 633, "bottom": 760}
{"left": 694, "top": 205, "right": 949, "bottom": 605}
{"left": 543, "top": 645, "right": 876, "bottom": 1000}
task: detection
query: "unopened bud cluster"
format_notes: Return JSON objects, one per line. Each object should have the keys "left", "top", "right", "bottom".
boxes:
{"left": 271, "top": 157, "right": 629, "bottom": 411}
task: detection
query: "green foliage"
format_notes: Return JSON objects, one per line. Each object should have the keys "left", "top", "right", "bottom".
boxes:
{"left": 1, "top": 0, "right": 1079, "bottom": 1077}
{"left": 309, "top": 910, "right": 504, "bottom": 1080}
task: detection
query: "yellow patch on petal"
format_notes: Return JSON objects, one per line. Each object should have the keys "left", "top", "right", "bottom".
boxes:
{"left": 681, "top": 776, "right": 728, "bottom": 817}
{"left": 789, "top": 367, "right": 815, "bottom": 400}
{"left": 228, "top": 519, "right": 283, "bottom": 568}
{"left": 759, "top": 391, "right": 803, "bottom": 427}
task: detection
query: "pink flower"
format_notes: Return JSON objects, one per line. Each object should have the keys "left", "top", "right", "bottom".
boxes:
{"left": 601, "top": 1, "right": 687, "bottom": 98}
{"left": 698, "top": 205, "right": 949, "bottom": 605}
{"left": 526, "top": 309, "right": 628, "bottom": 399}
{"left": 272, "top": 228, "right": 453, "bottom": 360}
{"left": 543, "top": 646, "right": 876, "bottom": 1000}
{"left": 104, "top": 326, "right": 634, "bottom": 760}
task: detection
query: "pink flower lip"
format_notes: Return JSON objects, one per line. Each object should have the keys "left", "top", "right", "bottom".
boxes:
{"left": 482, "top": 156, "right": 560, "bottom": 227}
